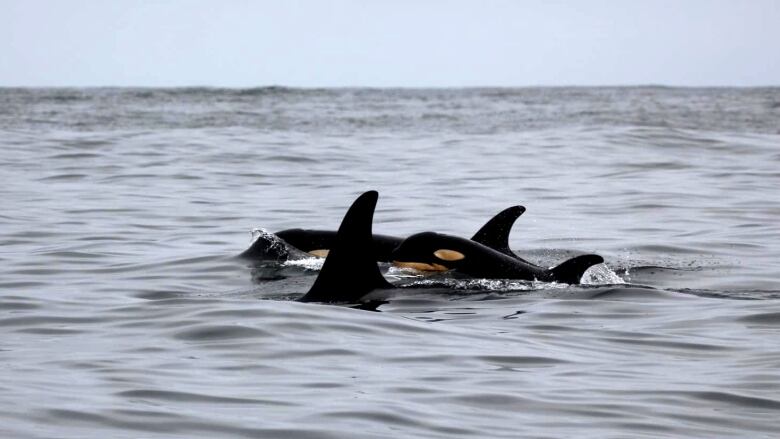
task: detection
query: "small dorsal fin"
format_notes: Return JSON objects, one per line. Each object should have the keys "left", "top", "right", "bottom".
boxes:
{"left": 299, "top": 191, "right": 393, "bottom": 303}
{"left": 470, "top": 205, "right": 525, "bottom": 257}
{"left": 549, "top": 254, "right": 604, "bottom": 285}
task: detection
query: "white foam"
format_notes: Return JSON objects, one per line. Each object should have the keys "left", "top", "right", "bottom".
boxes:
{"left": 581, "top": 263, "right": 626, "bottom": 285}
{"left": 283, "top": 257, "right": 325, "bottom": 271}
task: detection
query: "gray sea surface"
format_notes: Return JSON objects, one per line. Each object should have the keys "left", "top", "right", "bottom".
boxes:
{"left": 1, "top": 87, "right": 780, "bottom": 438}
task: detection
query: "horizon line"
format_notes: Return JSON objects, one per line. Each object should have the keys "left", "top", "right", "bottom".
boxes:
{"left": 2, "top": 83, "right": 779, "bottom": 90}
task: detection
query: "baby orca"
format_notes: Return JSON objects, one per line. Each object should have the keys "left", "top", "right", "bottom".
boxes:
{"left": 391, "top": 232, "right": 603, "bottom": 285}
{"left": 241, "top": 205, "right": 526, "bottom": 262}
{"left": 299, "top": 191, "right": 394, "bottom": 303}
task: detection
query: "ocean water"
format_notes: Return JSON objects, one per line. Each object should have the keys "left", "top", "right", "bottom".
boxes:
{"left": 1, "top": 87, "right": 780, "bottom": 438}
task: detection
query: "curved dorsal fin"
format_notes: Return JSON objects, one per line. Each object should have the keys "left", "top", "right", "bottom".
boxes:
{"left": 299, "top": 191, "right": 393, "bottom": 303}
{"left": 470, "top": 205, "right": 525, "bottom": 257}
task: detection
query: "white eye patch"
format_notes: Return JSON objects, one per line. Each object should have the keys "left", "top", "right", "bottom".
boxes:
{"left": 433, "top": 249, "right": 465, "bottom": 261}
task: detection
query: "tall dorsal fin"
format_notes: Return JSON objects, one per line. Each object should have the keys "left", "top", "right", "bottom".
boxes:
{"left": 470, "top": 205, "right": 525, "bottom": 257}
{"left": 549, "top": 254, "right": 604, "bottom": 285}
{"left": 299, "top": 191, "right": 393, "bottom": 303}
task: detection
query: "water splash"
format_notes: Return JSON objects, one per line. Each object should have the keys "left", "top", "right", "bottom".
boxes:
{"left": 244, "top": 228, "right": 289, "bottom": 261}
{"left": 581, "top": 263, "right": 626, "bottom": 285}
{"left": 404, "top": 277, "right": 530, "bottom": 291}
{"left": 283, "top": 257, "right": 325, "bottom": 271}
{"left": 249, "top": 228, "right": 277, "bottom": 245}
{"left": 385, "top": 266, "right": 428, "bottom": 278}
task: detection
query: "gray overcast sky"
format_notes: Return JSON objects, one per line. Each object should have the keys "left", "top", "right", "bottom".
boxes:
{"left": 1, "top": 0, "right": 778, "bottom": 87}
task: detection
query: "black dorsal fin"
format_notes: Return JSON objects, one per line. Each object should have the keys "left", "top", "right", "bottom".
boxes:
{"left": 299, "top": 191, "right": 393, "bottom": 303}
{"left": 549, "top": 254, "right": 604, "bottom": 285}
{"left": 470, "top": 205, "right": 526, "bottom": 257}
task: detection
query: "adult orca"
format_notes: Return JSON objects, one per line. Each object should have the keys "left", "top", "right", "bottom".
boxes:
{"left": 299, "top": 190, "right": 393, "bottom": 303}
{"left": 240, "top": 205, "right": 526, "bottom": 262}
{"left": 391, "top": 232, "right": 603, "bottom": 285}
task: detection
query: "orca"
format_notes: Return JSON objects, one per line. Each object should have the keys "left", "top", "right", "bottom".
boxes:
{"left": 240, "top": 206, "right": 526, "bottom": 262}
{"left": 390, "top": 231, "right": 603, "bottom": 285}
{"left": 293, "top": 191, "right": 602, "bottom": 302}
{"left": 299, "top": 190, "right": 394, "bottom": 303}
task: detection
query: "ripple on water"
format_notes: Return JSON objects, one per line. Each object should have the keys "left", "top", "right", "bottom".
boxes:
{"left": 737, "top": 312, "right": 780, "bottom": 326}
{"left": 3, "top": 87, "right": 780, "bottom": 439}
{"left": 116, "top": 389, "right": 295, "bottom": 406}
